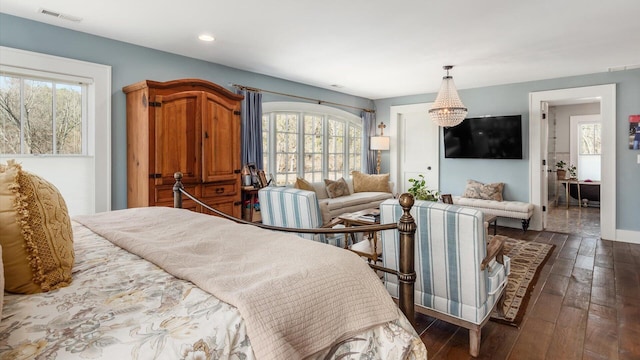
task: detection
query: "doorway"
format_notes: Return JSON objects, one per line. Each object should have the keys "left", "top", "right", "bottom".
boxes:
{"left": 529, "top": 84, "right": 616, "bottom": 240}
{"left": 389, "top": 103, "right": 439, "bottom": 194}
{"left": 546, "top": 106, "right": 601, "bottom": 237}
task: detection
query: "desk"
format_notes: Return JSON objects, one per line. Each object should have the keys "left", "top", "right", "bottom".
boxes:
{"left": 557, "top": 179, "right": 581, "bottom": 208}
{"left": 241, "top": 187, "right": 260, "bottom": 222}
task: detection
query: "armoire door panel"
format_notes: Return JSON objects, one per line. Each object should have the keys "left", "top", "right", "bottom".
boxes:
{"left": 154, "top": 92, "right": 202, "bottom": 185}
{"left": 201, "top": 93, "right": 241, "bottom": 183}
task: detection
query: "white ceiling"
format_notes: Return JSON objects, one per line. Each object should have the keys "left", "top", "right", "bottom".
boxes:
{"left": 2, "top": 0, "right": 639, "bottom": 99}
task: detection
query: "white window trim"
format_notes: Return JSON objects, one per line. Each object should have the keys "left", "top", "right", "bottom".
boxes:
{"left": 0, "top": 46, "right": 111, "bottom": 213}
{"left": 262, "top": 102, "right": 362, "bottom": 181}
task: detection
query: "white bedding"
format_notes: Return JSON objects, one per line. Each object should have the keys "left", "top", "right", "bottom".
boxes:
{"left": 0, "top": 210, "right": 427, "bottom": 359}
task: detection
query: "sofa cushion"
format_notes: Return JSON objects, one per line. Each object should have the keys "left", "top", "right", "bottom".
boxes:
{"left": 324, "top": 178, "right": 350, "bottom": 198}
{"left": 294, "top": 177, "right": 315, "bottom": 191}
{"left": 0, "top": 160, "right": 74, "bottom": 294}
{"left": 453, "top": 196, "right": 533, "bottom": 219}
{"left": 322, "top": 192, "right": 392, "bottom": 211}
{"left": 352, "top": 171, "right": 391, "bottom": 193}
{"left": 462, "top": 179, "right": 504, "bottom": 201}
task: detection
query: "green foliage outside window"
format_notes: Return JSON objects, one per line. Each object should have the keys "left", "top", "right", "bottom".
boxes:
{"left": 0, "top": 75, "right": 83, "bottom": 155}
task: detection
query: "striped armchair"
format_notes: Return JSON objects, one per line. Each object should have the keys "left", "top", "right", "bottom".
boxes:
{"left": 380, "top": 199, "right": 510, "bottom": 357}
{"left": 258, "top": 187, "right": 344, "bottom": 246}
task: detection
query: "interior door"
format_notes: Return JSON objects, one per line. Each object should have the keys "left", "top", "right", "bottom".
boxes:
{"left": 390, "top": 103, "right": 439, "bottom": 194}
{"left": 541, "top": 101, "right": 549, "bottom": 229}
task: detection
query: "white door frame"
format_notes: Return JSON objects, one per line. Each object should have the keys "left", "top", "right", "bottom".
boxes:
{"left": 389, "top": 103, "right": 436, "bottom": 194}
{"left": 529, "top": 84, "right": 616, "bottom": 240}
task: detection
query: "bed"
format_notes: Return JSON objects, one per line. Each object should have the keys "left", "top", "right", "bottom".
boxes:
{"left": 0, "top": 162, "right": 426, "bottom": 359}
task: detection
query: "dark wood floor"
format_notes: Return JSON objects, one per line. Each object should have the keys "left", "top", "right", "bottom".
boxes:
{"left": 418, "top": 226, "right": 640, "bottom": 360}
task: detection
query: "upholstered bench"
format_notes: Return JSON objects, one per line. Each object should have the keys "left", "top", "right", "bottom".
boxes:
{"left": 452, "top": 196, "right": 534, "bottom": 231}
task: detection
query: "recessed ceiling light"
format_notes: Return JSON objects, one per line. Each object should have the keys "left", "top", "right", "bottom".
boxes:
{"left": 198, "top": 34, "right": 215, "bottom": 42}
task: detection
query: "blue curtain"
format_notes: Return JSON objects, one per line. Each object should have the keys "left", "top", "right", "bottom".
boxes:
{"left": 361, "top": 111, "right": 377, "bottom": 174}
{"left": 238, "top": 89, "right": 263, "bottom": 169}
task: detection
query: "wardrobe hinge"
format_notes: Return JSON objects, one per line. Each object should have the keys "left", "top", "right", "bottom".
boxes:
{"left": 233, "top": 111, "right": 241, "bottom": 115}
{"left": 234, "top": 201, "right": 243, "bottom": 206}
{"left": 149, "top": 101, "right": 161, "bottom": 107}
{"left": 542, "top": 113, "right": 547, "bottom": 120}
{"left": 149, "top": 173, "right": 162, "bottom": 179}
{"left": 234, "top": 169, "right": 241, "bottom": 174}
{"left": 542, "top": 159, "right": 546, "bottom": 166}
{"left": 542, "top": 206, "right": 546, "bottom": 212}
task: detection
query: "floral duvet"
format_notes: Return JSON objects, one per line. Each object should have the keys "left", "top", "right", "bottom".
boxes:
{"left": 0, "top": 222, "right": 426, "bottom": 360}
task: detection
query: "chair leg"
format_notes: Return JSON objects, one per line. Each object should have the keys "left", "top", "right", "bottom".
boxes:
{"left": 496, "top": 291, "right": 506, "bottom": 318}
{"left": 521, "top": 219, "right": 530, "bottom": 231}
{"left": 469, "top": 327, "right": 481, "bottom": 357}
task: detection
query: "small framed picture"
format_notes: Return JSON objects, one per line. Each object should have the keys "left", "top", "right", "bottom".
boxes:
{"left": 441, "top": 194, "right": 453, "bottom": 204}
{"left": 246, "top": 163, "right": 259, "bottom": 188}
{"left": 257, "top": 170, "right": 268, "bottom": 188}
{"left": 630, "top": 121, "right": 640, "bottom": 150}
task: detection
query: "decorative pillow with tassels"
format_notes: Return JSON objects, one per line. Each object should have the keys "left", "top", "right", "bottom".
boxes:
{"left": 0, "top": 160, "right": 74, "bottom": 294}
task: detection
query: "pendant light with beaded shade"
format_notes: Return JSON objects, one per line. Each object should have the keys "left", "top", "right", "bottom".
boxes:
{"left": 428, "top": 65, "right": 468, "bottom": 127}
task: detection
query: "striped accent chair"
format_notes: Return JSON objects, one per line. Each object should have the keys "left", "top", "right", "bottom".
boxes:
{"left": 258, "top": 187, "right": 343, "bottom": 246}
{"left": 380, "top": 199, "right": 510, "bottom": 357}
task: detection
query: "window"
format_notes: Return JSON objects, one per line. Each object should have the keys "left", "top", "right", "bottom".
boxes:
{"left": 579, "top": 123, "right": 601, "bottom": 155}
{"left": 569, "top": 114, "right": 601, "bottom": 181}
{"left": 262, "top": 102, "right": 363, "bottom": 186}
{"left": 1, "top": 74, "right": 86, "bottom": 155}
{"left": 0, "top": 46, "right": 111, "bottom": 215}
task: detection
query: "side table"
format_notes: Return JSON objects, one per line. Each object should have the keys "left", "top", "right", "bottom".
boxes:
{"left": 335, "top": 208, "right": 381, "bottom": 262}
{"left": 484, "top": 214, "right": 498, "bottom": 236}
{"left": 241, "top": 187, "right": 260, "bottom": 222}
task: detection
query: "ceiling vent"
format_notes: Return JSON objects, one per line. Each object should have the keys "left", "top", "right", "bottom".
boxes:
{"left": 38, "top": 8, "right": 82, "bottom": 22}
{"left": 608, "top": 63, "right": 640, "bottom": 72}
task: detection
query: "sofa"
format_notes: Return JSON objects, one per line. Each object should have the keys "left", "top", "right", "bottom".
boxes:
{"left": 303, "top": 178, "right": 393, "bottom": 224}
{"left": 288, "top": 172, "right": 394, "bottom": 224}
{"left": 379, "top": 199, "right": 510, "bottom": 357}
{"left": 452, "top": 179, "right": 534, "bottom": 231}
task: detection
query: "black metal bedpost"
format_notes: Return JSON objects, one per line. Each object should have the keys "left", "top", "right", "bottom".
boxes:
{"left": 397, "top": 193, "right": 417, "bottom": 327}
{"left": 173, "top": 172, "right": 184, "bottom": 209}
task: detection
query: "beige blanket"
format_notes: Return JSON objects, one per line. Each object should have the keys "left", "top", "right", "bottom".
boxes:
{"left": 75, "top": 207, "right": 399, "bottom": 360}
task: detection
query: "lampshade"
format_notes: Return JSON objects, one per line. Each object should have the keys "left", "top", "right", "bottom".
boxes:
{"left": 370, "top": 136, "right": 390, "bottom": 151}
{"left": 428, "top": 65, "right": 468, "bottom": 127}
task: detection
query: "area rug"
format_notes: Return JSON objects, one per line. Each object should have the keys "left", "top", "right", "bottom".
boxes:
{"left": 490, "top": 236, "right": 555, "bottom": 327}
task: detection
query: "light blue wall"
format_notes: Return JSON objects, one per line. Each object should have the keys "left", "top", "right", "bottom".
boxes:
{"left": 3, "top": 13, "right": 639, "bottom": 232}
{"left": 375, "top": 69, "right": 640, "bottom": 232}
{"left": 0, "top": 13, "right": 373, "bottom": 210}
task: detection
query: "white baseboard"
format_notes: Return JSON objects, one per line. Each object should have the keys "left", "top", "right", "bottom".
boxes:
{"left": 615, "top": 229, "right": 640, "bottom": 244}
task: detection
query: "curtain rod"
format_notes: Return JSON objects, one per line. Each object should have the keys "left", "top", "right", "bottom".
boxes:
{"left": 231, "top": 83, "right": 375, "bottom": 113}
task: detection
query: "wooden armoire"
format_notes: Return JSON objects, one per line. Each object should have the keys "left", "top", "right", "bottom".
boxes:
{"left": 123, "top": 79, "right": 244, "bottom": 218}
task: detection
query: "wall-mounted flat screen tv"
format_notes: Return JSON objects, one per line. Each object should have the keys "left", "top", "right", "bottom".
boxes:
{"left": 443, "top": 115, "right": 523, "bottom": 159}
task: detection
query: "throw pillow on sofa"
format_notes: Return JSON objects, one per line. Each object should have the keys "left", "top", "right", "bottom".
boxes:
{"left": 462, "top": 179, "right": 504, "bottom": 201}
{"left": 0, "top": 160, "right": 74, "bottom": 294}
{"left": 352, "top": 171, "right": 391, "bottom": 193}
{"left": 294, "top": 177, "right": 315, "bottom": 192}
{"left": 324, "top": 178, "right": 350, "bottom": 198}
